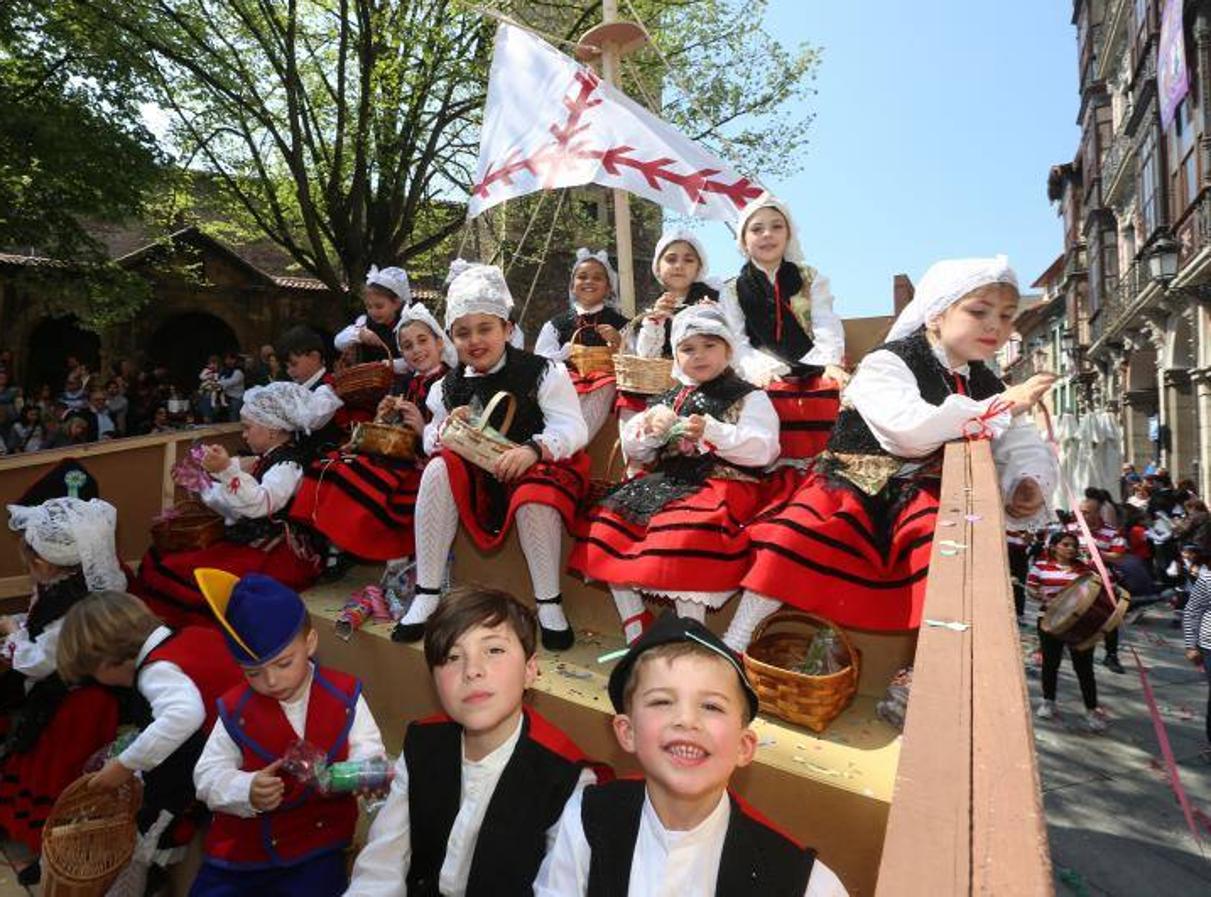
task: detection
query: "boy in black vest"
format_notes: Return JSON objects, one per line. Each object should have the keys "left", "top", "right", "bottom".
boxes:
{"left": 345, "top": 587, "right": 608, "bottom": 897}
{"left": 535, "top": 612, "right": 848, "bottom": 897}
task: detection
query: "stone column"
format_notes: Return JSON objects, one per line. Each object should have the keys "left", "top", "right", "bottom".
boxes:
{"left": 1191, "top": 367, "right": 1211, "bottom": 496}
{"left": 1122, "top": 390, "right": 1157, "bottom": 469}
{"left": 1165, "top": 369, "right": 1197, "bottom": 481}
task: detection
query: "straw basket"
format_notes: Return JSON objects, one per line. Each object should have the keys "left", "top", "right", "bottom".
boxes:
{"left": 568, "top": 326, "right": 615, "bottom": 377}
{"left": 440, "top": 392, "right": 517, "bottom": 473}
{"left": 334, "top": 330, "right": 395, "bottom": 409}
{"left": 347, "top": 420, "right": 418, "bottom": 461}
{"left": 42, "top": 775, "right": 142, "bottom": 897}
{"left": 614, "top": 320, "right": 674, "bottom": 395}
{"left": 586, "top": 440, "right": 625, "bottom": 504}
{"left": 743, "top": 611, "right": 861, "bottom": 732}
{"left": 150, "top": 499, "right": 224, "bottom": 553}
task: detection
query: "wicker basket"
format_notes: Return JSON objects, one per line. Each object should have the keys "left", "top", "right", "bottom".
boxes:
{"left": 587, "top": 440, "right": 625, "bottom": 504}
{"left": 150, "top": 500, "right": 225, "bottom": 553}
{"left": 42, "top": 775, "right": 142, "bottom": 897}
{"left": 743, "top": 611, "right": 861, "bottom": 732}
{"left": 441, "top": 392, "right": 518, "bottom": 472}
{"left": 334, "top": 329, "right": 395, "bottom": 409}
{"left": 347, "top": 420, "right": 418, "bottom": 461}
{"left": 568, "top": 326, "right": 616, "bottom": 377}
{"left": 614, "top": 319, "right": 674, "bottom": 395}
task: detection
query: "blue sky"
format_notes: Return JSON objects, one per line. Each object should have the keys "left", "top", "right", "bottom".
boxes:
{"left": 685, "top": 1, "right": 1081, "bottom": 318}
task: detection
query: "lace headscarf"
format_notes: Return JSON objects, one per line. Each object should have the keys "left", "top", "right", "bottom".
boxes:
{"left": 651, "top": 229, "right": 710, "bottom": 281}
{"left": 735, "top": 193, "right": 805, "bottom": 264}
{"left": 444, "top": 263, "right": 514, "bottom": 329}
{"left": 569, "top": 248, "right": 619, "bottom": 309}
{"left": 887, "top": 255, "right": 1019, "bottom": 343}
{"left": 7, "top": 498, "right": 126, "bottom": 591}
{"left": 241, "top": 381, "right": 320, "bottom": 434}
{"left": 395, "top": 302, "right": 459, "bottom": 369}
{"left": 669, "top": 305, "right": 738, "bottom": 384}
{"left": 366, "top": 265, "right": 412, "bottom": 305}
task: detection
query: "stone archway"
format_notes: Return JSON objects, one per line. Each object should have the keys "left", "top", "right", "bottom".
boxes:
{"left": 1122, "top": 340, "right": 1159, "bottom": 470}
{"left": 1165, "top": 312, "right": 1198, "bottom": 481}
{"left": 26, "top": 316, "right": 102, "bottom": 392}
{"left": 146, "top": 311, "right": 240, "bottom": 388}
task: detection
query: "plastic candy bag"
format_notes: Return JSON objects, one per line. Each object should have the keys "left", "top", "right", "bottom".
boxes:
{"left": 281, "top": 740, "right": 394, "bottom": 795}
{"left": 795, "top": 628, "right": 850, "bottom": 676}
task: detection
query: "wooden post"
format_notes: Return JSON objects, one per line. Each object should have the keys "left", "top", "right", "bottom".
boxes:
{"left": 600, "top": 0, "right": 636, "bottom": 316}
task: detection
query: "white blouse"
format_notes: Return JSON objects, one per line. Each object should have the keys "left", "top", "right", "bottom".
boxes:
{"left": 534, "top": 303, "right": 612, "bottom": 363}
{"left": 118, "top": 626, "right": 207, "bottom": 773}
{"left": 534, "top": 788, "right": 848, "bottom": 897}
{"left": 2, "top": 615, "right": 60, "bottom": 683}
{"left": 622, "top": 389, "right": 781, "bottom": 469}
{"left": 200, "top": 458, "right": 303, "bottom": 524}
{"left": 423, "top": 356, "right": 588, "bottom": 461}
{"left": 300, "top": 367, "right": 345, "bottom": 431}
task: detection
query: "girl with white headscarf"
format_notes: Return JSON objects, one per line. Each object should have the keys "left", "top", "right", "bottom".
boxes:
{"left": 568, "top": 305, "right": 781, "bottom": 644}
{"left": 534, "top": 249, "right": 633, "bottom": 440}
{"left": 718, "top": 193, "right": 848, "bottom": 462}
{"left": 723, "top": 255, "right": 1058, "bottom": 651}
{"left": 288, "top": 302, "right": 456, "bottom": 589}
{"left": 334, "top": 264, "right": 414, "bottom": 375}
{"left": 132, "top": 381, "right": 325, "bottom": 628}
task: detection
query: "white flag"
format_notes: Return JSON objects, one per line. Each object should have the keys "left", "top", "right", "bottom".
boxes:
{"left": 469, "top": 23, "right": 763, "bottom": 222}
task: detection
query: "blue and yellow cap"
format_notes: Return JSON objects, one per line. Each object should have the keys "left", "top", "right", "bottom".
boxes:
{"left": 195, "top": 569, "right": 307, "bottom": 666}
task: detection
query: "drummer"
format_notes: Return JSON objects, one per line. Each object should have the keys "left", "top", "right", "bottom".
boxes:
{"left": 1026, "top": 531, "right": 1107, "bottom": 733}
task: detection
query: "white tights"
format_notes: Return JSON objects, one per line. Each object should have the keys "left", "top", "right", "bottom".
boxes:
{"left": 579, "top": 385, "right": 617, "bottom": 441}
{"left": 723, "top": 590, "right": 782, "bottom": 652}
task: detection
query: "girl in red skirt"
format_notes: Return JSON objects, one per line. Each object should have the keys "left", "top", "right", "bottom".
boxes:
{"left": 397, "top": 263, "right": 590, "bottom": 650}
{"left": 535, "top": 249, "right": 631, "bottom": 440}
{"left": 289, "top": 304, "right": 455, "bottom": 590}
{"left": 0, "top": 498, "right": 127, "bottom": 878}
{"left": 570, "top": 305, "right": 780, "bottom": 644}
{"left": 132, "top": 382, "right": 324, "bottom": 628}
{"left": 719, "top": 194, "right": 847, "bottom": 462}
{"left": 724, "top": 255, "right": 1058, "bottom": 650}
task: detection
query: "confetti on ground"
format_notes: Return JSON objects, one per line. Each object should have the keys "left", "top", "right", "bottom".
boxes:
{"left": 937, "top": 540, "right": 968, "bottom": 550}
{"left": 941, "top": 547, "right": 959, "bottom": 557}
{"left": 597, "top": 648, "right": 628, "bottom": 664}
{"left": 555, "top": 665, "right": 594, "bottom": 680}
{"left": 965, "top": 514, "right": 982, "bottom": 523}
{"left": 757, "top": 736, "right": 777, "bottom": 747}
{"left": 938, "top": 519, "right": 958, "bottom": 527}
{"left": 792, "top": 755, "right": 807, "bottom": 764}
{"left": 807, "top": 762, "right": 841, "bottom": 777}
{"left": 924, "top": 619, "right": 971, "bottom": 632}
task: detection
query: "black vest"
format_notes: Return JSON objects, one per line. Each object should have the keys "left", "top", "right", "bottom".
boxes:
{"left": 649, "top": 370, "right": 756, "bottom": 418}
{"left": 828, "top": 328, "right": 1005, "bottom": 457}
{"left": 355, "top": 312, "right": 405, "bottom": 364}
{"left": 550, "top": 306, "right": 631, "bottom": 347}
{"left": 403, "top": 711, "right": 591, "bottom": 897}
{"left": 644, "top": 284, "right": 721, "bottom": 358}
{"left": 581, "top": 780, "right": 815, "bottom": 897}
{"left": 441, "top": 345, "right": 551, "bottom": 443}
{"left": 734, "top": 261, "right": 813, "bottom": 368}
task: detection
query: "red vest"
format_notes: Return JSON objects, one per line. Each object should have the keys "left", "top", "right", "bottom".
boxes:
{"left": 204, "top": 666, "right": 361, "bottom": 870}
{"left": 140, "top": 627, "right": 244, "bottom": 731}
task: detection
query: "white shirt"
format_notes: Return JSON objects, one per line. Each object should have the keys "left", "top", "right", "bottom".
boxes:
{"left": 718, "top": 267, "right": 846, "bottom": 385}
{"left": 118, "top": 626, "right": 207, "bottom": 772}
{"left": 299, "top": 367, "right": 344, "bottom": 431}
{"left": 345, "top": 714, "right": 596, "bottom": 897}
{"left": 623, "top": 389, "right": 780, "bottom": 469}
{"left": 844, "top": 346, "right": 1057, "bottom": 528}
{"left": 2, "top": 615, "right": 61, "bottom": 682}
{"left": 534, "top": 302, "right": 612, "bottom": 363}
{"left": 200, "top": 457, "right": 303, "bottom": 524}
{"left": 193, "top": 668, "right": 384, "bottom": 818}
{"left": 423, "top": 355, "right": 588, "bottom": 461}
{"left": 534, "top": 788, "right": 848, "bottom": 897}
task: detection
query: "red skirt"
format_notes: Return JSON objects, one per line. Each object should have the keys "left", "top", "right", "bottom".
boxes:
{"left": 765, "top": 374, "right": 841, "bottom": 460}
{"left": 132, "top": 537, "right": 321, "bottom": 629}
{"left": 289, "top": 452, "right": 421, "bottom": 561}
{"left": 0, "top": 685, "right": 118, "bottom": 852}
{"left": 442, "top": 450, "right": 591, "bottom": 551}
{"left": 569, "top": 477, "right": 766, "bottom": 592}
{"left": 614, "top": 391, "right": 649, "bottom": 414}
{"left": 741, "top": 471, "right": 939, "bottom": 630}
{"left": 571, "top": 369, "right": 617, "bottom": 395}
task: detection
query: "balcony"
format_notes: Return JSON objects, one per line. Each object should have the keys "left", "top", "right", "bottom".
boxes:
{"left": 1097, "top": 0, "right": 1132, "bottom": 82}
{"left": 1101, "top": 122, "right": 1137, "bottom": 204}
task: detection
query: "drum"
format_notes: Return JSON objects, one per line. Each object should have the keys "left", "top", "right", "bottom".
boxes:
{"left": 1040, "top": 575, "right": 1129, "bottom": 650}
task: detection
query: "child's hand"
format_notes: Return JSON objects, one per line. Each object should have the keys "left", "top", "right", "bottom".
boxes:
{"left": 0, "top": 616, "right": 18, "bottom": 637}
{"left": 595, "top": 324, "right": 622, "bottom": 349}
{"left": 1187, "top": 648, "right": 1203, "bottom": 665}
{"left": 357, "top": 327, "right": 380, "bottom": 346}
{"left": 398, "top": 401, "right": 425, "bottom": 434}
{"left": 651, "top": 292, "right": 681, "bottom": 319}
{"left": 201, "top": 444, "right": 231, "bottom": 474}
{"left": 494, "top": 445, "right": 539, "bottom": 484}
{"left": 449, "top": 405, "right": 472, "bottom": 424}
{"left": 89, "top": 758, "right": 134, "bottom": 791}
{"left": 1000, "top": 374, "right": 1057, "bottom": 415}
{"left": 376, "top": 395, "right": 397, "bottom": 419}
{"left": 1005, "top": 478, "right": 1044, "bottom": 519}
{"left": 643, "top": 405, "right": 678, "bottom": 439}
{"left": 250, "top": 759, "right": 286, "bottom": 812}
{"left": 680, "top": 414, "right": 707, "bottom": 443}
{"left": 823, "top": 364, "right": 850, "bottom": 389}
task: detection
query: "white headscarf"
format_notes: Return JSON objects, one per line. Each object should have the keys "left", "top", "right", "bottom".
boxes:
{"left": 241, "top": 381, "right": 320, "bottom": 434}
{"left": 569, "top": 248, "right": 619, "bottom": 308}
{"left": 670, "top": 305, "right": 737, "bottom": 384}
{"left": 366, "top": 265, "right": 412, "bottom": 305}
{"left": 395, "top": 303, "right": 459, "bottom": 369}
{"left": 735, "top": 193, "right": 805, "bottom": 264}
{"left": 8, "top": 498, "right": 126, "bottom": 591}
{"left": 886, "top": 255, "right": 1019, "bottom": 343}
{"left": 651, "top": 229, "right": 710, "bottom": 282}
{"left": 444, "top": 263, "right": 513, "bottom": 329}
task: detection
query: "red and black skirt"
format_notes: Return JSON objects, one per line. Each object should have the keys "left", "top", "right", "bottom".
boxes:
{"left": 614, "top": 390, "right": 649, "bottom": 415}
{"left": 569, "top": 477, "right": 766, "bottom": 593}
{"left": 765, "top": 374, "right": 841, "bottom": 460}
{"left": 570, "top": 369, "right": 617, "bottom": 396}
{"left": 441, "top": 449, "right": 591, "bottom": 551}
{"left": 132, "top": 533, "right": 322, "bottom": 629}
{"left": 289, "top": 452, "right": 422, "bottom": 561}
{"left": 741, "top": 469, "right": 939, "bottom": 630}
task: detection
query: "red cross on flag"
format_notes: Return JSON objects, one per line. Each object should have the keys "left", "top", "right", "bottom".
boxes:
{"left": 469, "top": 23, "right": 763, "bottom": 223}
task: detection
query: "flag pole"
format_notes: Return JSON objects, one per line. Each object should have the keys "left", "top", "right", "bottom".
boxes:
{"left": 578, "top": 3, "right": 648, "bottom": 317}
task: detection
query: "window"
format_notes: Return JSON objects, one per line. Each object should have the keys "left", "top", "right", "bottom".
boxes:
{"left": 1169, "top": 99, "right": 1201, "bottom": 219}
{"left": 1102, "top": 229, "right": 1119, "bottom": 300}
{"left": 1139, "top": 130, "right": 1162, "bottom": 236}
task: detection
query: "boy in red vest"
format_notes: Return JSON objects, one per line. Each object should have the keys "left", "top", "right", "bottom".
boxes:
{"left": 192, "top": 570, "right": 385, "bottom": 897}
{"left": 535, "top": 612, "right": 848, "bottom": 897}
{"left": 57, "top": 591, "right": 244, "bottom": 870}
{"left": 345, "top": 587, "right": 608, "bottom": 896}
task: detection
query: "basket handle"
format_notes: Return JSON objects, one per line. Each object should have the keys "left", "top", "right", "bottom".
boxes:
{"left": 603, "top": 438, "right": 624, "bottom": 482}
{"left": 569, "top": 325, "right": 598, "bottom": 347}
{"left": 749, "top": 610, "right": 861, "bottom": 677}
{"left": 363, "top": 328, "right": 396, "bottom": 360}
{"left": 476, "top": 391, "right": 517, "bottom": 438}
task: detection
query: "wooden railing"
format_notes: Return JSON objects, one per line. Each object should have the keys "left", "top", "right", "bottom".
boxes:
{"left": 876, "top": 440, "right": 1052, "bottom": 896}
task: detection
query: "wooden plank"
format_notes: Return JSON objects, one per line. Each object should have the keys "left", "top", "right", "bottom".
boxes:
{"left": 0, "top": 423, "right": 242, "bottom": 472}
{"left": 876, "top": 443, "right": 973, "bottom": 895}
{"left": 161, "top": 439, "right": 179, "bottom": 511}
{"left": 967, "top": 441, "right": 1053, "bottom": 895}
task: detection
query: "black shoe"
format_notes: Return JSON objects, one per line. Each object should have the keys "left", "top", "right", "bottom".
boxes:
{"left": 319, "top": 552, "right": 355, "bottom": 583}
{"left": 1103, "top": 654, "right": 1125, "bottom": 674}
{"left": 392, "top": 621, "right": 425, "bottom": 643}
{"left": 17, "top": 859, "right": 40, "bottom": 886}
{"left": 537, "top": 595, "right": 575, "bottom": 651}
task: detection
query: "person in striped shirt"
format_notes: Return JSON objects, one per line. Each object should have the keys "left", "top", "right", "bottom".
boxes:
{"left": 1068, "top": 496, "right": 1128, "bottom": 674}
{"left": 1027, "top": 531, "right": 1106, "bottom": 732}
{"left": 1181, "top": 545, "right": 1211, "bottom": 746}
